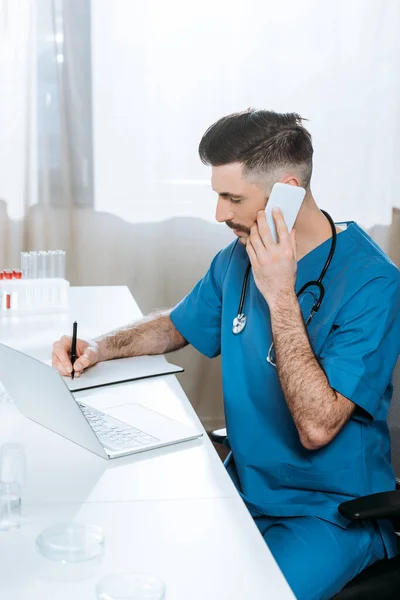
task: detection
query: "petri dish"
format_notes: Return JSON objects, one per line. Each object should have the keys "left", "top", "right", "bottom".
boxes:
{"left": 96, "top": 573, "right": 166, "bottom": 600}
{"left": 36, "top": 522, "right": 104, "bottom": 563}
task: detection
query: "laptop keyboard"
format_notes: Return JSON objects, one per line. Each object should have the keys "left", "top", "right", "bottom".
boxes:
{"left": 78, "top": 402, "right": 160, "bottom": 451}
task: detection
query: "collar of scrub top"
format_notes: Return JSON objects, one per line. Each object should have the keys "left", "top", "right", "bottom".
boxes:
{"left": 231, "top": 210, "right": 338, "bottom": 368}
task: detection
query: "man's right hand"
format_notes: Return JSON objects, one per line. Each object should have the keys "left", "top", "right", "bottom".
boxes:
{"left": 52, "top": 336, "right": 100, "bottom": 377}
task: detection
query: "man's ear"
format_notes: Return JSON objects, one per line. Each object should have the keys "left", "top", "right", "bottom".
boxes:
{"left": 280, "top": 176, "right": 300, "bottom": 187}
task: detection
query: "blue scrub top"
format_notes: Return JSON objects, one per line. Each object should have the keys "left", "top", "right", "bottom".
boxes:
{"left": 170, "top": 223, "right": 400, "bottom": 556}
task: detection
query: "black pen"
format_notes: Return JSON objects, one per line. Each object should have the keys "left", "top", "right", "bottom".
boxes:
{"left": 71, "top": 321, "right": 78, "bottom": 380}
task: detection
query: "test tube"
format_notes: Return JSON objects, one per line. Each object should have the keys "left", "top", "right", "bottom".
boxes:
{"left": 0, "top": 271, "right": 3, "bottom": 312}
{"left": 3, "top": 270, "right": 12, "bottom": 310}
{"left": 20, "top": 252, "right": 30, "bottom": 279}
{"left": 37, "top": 251, "right": 47, "bottom": 279}
{"left": 55, "top": 250, "right": 66, "bottom": 279}
{"left": 11, "top": 270, "right": 22, "bottom": 310}
{"left": 47, "top": 251, "right": 57, "bottom": 278}
{"left": 29, "top": 251, "right": 38, "bottom": 279}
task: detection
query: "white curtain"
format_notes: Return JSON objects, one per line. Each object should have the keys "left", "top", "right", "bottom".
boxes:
{"left": 92, "top": 0, "right": 400, "bottom": 228}
{"left": 1, "top": 0, "right": 400, "bottom": 429}
{"left": 0, "top": 0, "right": 36, "bottom": 262}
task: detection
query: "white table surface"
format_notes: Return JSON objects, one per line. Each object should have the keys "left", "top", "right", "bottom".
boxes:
{"left": 0, "top": 499, "right": 294, "bottom": 600}
{"left": 0, "top": 286, "right": 295, "bottom": 600}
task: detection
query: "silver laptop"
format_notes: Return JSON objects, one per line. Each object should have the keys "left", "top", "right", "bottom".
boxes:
{"left": 0, "top": 343, "right": 202, "bottom": 460}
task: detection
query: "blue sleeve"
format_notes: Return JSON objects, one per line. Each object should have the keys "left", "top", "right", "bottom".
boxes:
{"left": 319, "top": 270, "right": 400, "bottom": 419}
{"left": 170, "top": 246, "right": 234, "bottom": 358}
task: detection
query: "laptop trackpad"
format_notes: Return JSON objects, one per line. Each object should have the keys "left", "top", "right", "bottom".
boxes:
{"left": 104, "top": 403, "right": 201, "bottom": 442}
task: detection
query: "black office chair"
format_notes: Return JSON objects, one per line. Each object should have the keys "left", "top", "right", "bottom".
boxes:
{"left": 210, "top": 359, "right": 400, "bottom": 599}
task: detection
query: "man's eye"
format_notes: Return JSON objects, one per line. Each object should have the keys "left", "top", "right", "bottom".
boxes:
{"left": 230, "top": 198, "right": 242, "bottom": 204}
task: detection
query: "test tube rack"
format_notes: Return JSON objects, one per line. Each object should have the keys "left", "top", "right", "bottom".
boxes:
{"left": 0, "top": 250, "right": 69, "bottom": 316}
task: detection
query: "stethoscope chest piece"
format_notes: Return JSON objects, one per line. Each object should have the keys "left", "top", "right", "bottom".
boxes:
{"left": 232, "top": 313, "right": 247, "bottom": 334}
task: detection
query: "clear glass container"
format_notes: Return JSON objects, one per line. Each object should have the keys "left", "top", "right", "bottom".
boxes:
{"left": 96, "top": 573, "right": 166, "bottom": 600}
{"left": 37, "top": 522, "right": 105, "bottom": 562}
{"left": 0, "top": 443, "right": 26, "bottom": 487}
{"left": 0, "top": 481, "right": 21, "bottom": 530}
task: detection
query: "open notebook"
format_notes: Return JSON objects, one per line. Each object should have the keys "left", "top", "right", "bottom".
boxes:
{"left": 60, "top": 355, "right": 183, "bottom": 392}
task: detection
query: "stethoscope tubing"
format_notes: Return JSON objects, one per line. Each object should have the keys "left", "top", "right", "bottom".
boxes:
{"left": 234, "top": 210, "right": 337, "bottom": 331}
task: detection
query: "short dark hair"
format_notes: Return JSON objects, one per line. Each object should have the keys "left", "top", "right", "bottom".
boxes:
{"left": 198, "top": 108, "right": 313, "bottom": 188}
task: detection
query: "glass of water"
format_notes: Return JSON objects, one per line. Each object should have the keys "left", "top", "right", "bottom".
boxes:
{"left": 0, "top": 443, "right": 26, "bottom": 487}
{"left": 0, "top": 480, "right": 21, "bottom": 530}
{"left": 96, "top": 573, "right": 166, "bottom": 600}
{"left": 0, "top": 443, "right": 26, "bottom": 530}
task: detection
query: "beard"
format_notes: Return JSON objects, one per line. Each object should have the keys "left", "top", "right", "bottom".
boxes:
{"left": 225, "top": 220, "right": 251, "bottom": 235}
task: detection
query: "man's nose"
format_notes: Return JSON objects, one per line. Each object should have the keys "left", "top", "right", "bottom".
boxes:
{"left": 215, "top": 198, "right": 233, "bottom": 224}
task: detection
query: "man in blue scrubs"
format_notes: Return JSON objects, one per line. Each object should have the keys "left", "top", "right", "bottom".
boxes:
{"left": 53, "top": 110, "right": 400, "bottom": 600}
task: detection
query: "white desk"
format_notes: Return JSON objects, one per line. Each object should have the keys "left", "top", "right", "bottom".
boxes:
{"left": 0, "top": 286, "right": 295, "bottom": 600}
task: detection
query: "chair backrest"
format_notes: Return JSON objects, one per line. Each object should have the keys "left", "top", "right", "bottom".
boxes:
{"left": 388, "top": 358, "right": 400, "bottom": 484}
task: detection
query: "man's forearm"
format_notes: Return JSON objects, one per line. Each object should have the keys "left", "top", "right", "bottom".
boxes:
{"left": 269, "top": 292, "right": 354, "bottom": 450}
{"left": 94, "top": 310, "right": 188, "bottom": 361}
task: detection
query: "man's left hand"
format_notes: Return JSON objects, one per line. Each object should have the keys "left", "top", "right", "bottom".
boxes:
{"left": 246, "top": 208, "right": 297, "bottom": 307}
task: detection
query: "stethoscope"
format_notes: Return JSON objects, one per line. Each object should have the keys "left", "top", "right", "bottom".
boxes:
{"left": 232, "top": 210, "right": 337, "bottom": 339}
